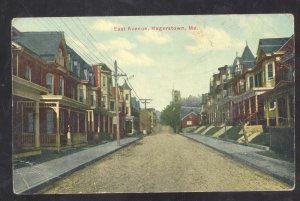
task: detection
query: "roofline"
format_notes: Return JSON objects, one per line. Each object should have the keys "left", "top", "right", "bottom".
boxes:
{"left": 181, "top": 111, "right": 199, "bottom": 120}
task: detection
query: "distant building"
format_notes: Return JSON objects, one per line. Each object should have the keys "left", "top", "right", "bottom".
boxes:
{"left": 139, "top": 108, "right": 156, "bottom": 134}
{"left": 180, "top": 106, "right": 201, "bottom": 129}
{"left": 172, "top": 89, "right": 181, "bottom": 104}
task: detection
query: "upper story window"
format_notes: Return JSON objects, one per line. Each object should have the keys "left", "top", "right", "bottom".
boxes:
{"left": 46, "top": 74, "right": 54, "bottom": 94}
{"left": 77, "top": 63, "right": 81, "bottom": 77}
{"left": 68, "top": 54, "right": 73, "bottom": 71}
{"left": 79, "top": 88, "right": 84, "bottom": 102}
{"left": 71, "top": 87, "right": 76, "bottom": 100}
{"left": 125, "top": 94, "right": 129, "bottom": 101}
{"left": 90, "top": 94, "right": 94, "bottom": 106}
{"left": 254, "top": 72, "right": 262, "bottom": 87}
{"left": 84, "top": 69, "right": 88, "bottom": 80}
{"left": 102, "top": 96, "right": 107, "bottom": 108}
{"left": 56, "top": 48, "right": 64, "bottom": 67}
{"left": 25, "top": 66, "right": 31, "bottom": 81}
{"left": 59, "top": 76, "right": 64, "bottom": 96}
{"left": 110, "top": 101, "right": 115, "bottom": 112}
{"left": 102, "top": 76, "right": 106, "bottom": 87}
{"left": 267, "top": 63, "right": 274, "bottom": 80}
{"left": 249, "top": 76, "right": 254, "bottom": 89}
{"left": 125, "top": 107, "right": 129, "bottom": 114}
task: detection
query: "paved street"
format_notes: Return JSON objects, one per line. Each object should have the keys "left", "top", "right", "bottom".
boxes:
{"left": 39, "top": 126, "right": 290, "bottom": 193}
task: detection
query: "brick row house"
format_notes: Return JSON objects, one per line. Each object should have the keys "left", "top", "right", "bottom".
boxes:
{"left": 202, "top": 34, "right": 294, "bottom": 153}
{"left": 12, "top": 28, "right": 136, "bottom": 156}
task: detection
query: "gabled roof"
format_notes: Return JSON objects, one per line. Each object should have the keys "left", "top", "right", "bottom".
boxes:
{"left": 66, "top": 45, "right": 92, "bottom": 79}
{"left": 180, "top": 106, "right": 201, "bottom": 120}
{"left": 240, "top": 45, "right": 256, "bottom": 69}
{"left": 12, "top": 29, "right": 64, "bottom": 62}
{"left": 122, "top": 80, "right": 131, "bottom": 90}
{"left": 97, "top": 63, "right": 112, "bottom": 72}
{"left": 258, "top": 37, "right": 290, "bottom": 54}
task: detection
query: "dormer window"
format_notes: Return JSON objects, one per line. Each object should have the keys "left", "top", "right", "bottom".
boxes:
{"left": 56, "top": 48, "right": 64, "bottom": 67}
{"left": 25, "top": 66, "right": 31, "bottom": 81}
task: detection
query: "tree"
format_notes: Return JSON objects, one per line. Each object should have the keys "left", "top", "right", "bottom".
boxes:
{"left": 160, "top": 103, "right": 180, "bottom": 133}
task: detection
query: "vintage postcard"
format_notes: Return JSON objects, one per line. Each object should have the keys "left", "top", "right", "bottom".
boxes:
{"left": 11, "top": 14, "right": 295, "bottom": 194}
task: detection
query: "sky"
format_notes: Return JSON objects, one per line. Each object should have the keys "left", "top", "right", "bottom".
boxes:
{"left": 12, "top": 14, "right": 294, "bottom": 111}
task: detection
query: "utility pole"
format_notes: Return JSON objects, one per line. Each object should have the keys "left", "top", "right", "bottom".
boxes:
{"left": 114, "top": 60, "right": 126, "bottom": 146}
{"left": 140, "top": 98, "right": 152, "bottom": 109}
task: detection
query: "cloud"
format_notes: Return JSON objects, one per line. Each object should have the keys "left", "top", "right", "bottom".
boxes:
{"left": 95, "top": 37, "right": 136, "bottom": 51}
{"left": 136, "top": 30, "right": 172, "bottom": 44}
{"left": 115, "top": 49, "right": 154, "bottom": 66}
{"left": 90, "top": 19, "right": 123, "bottom": 32}
{"left": 185, "top": 26, "right": 244, "bottom": 53}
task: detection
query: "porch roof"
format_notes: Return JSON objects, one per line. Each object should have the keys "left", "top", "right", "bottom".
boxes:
{"left": 40, "top": 95, "right": 90, "bottom": 110}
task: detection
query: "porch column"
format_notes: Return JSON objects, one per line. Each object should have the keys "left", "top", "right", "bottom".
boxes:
{"left": 249, "top": 99, "right": 252, "bottom": 115}
{"left": 34, "top": 101, "right": 40, "bottom": 148}
{"left": 67, "top": 109, "right": 72, "bottom": 146}
{"left": 255, "top": 95, "right": 258, "bottom": 125}
{"left": 243, "top": 100, "right": 246, "bottom": 116}
{"left": 286, "top": 95, "right": 291, "bottom": 127}
{"left": 131, "top": 119, "right": 134, "bottom": 134}
{"left": 91, "top": 111, "right": 94, "bottom": 132}
{"left": 98, "top": 113, "right": 100, "bottom": 133}
{"left": 77, "top": 112, "right": 80, "bottom": 133}
{"left": 108, "top": 116, "right": 110, "bottom": 133}
{"left": 103, "top": 115, "right": 106, "bottom": 132}
{"left": 85, "top": 111, "right": 87, "bottom": 143}
{"left": 275, "top": 98, "right": 279, "bottom": 127}
{"left": 56, "top": 102, "right": 60, "bottom": 152}
{"left": 266, "top": 100, "right": 270, "bottom": 127}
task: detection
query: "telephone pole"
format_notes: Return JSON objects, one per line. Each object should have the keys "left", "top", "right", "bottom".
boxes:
{"left": 140, "top": 98, "right": 152, "bottom": 109}
{"left": 114, "top": 60, "right": 126, "bottom": 146}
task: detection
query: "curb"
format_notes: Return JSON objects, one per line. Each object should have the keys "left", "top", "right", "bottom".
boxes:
{"left": 183, "top": 134, "right": 294, "bottom": 186}
{"left": 19, "top": 137, "right": 143, "bottom": 194}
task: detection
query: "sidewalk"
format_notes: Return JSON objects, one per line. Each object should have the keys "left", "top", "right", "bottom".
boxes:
{"left": 183, "top": 133, "right": 295, "bottom": 186}
{"left": 13, "top": 137, "right": 141, "bottom": 194}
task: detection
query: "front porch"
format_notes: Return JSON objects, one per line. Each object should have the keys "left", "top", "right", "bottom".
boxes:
{"left": 13, "top": 97, "right": 90, "bottom": 154}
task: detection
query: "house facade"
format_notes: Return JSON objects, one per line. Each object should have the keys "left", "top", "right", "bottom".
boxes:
{"left": 12, "top": 29, "right": 90, "bottom": 155}
{"left": 180, "top": 106, "right": 201, "bottom": 129}
{"left": 12, "top": 28, "right": 140, "bottom": 156}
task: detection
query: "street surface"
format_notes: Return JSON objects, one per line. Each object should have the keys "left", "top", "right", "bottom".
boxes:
{"left": 39, "top": 125, "right": 289, "bottom": 193}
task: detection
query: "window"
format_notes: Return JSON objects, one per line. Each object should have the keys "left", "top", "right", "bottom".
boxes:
{"left": 27, "top": 112, "right": 34, "bottom": 133}
{"left": 59, "top": 76, "right": 64, "bottom": 96}
{"left": 125, "top": 107, "right": 129, "bottom": 114}
{"left": 267, "top": 64, "right": 273, "bottom": 80}
{"left": 47, "top": 110, "right": 54, "bottom": 134}
{"left": 249, "top": 76, "right": 254, "bottom": 89}
{"left": 102, "top": 76, "right": 106, "bottom": 87}
{"left": 84, "top": 69, "right": 88, "bottom": 80}
{"left": 77, "top": 63, "right": 81, "bottom": 77}
{"left": 46, "top": 74, "right": 54, "bottom": 94}
{"left": 56, "top": 48, "right": 64, "bottom": 67}
{"left": 255, "top": 72, "right": 262, "bottom": 87}
{"left": 25, "top": 66, "right": 31, "bottom": 81}
{"left": 187, "top": 121, "right": 192, "bottom": 126}
{"left": 102, "top": 96, "right": 106, "bottom": 108}
{"left": 79, "top": 89, "right": 84, "bottom": 102}
{"left": 71, "top": 87, "right": 76, "bottom": 99}
{"left": 110, "top": 101, "right": 115, "bottom": 111}
{"left": 68, "top": 54, "right": 73, "bottom": 72}
{"left": 269, "top": 101, "right": 276, "bottom": 110}
{"left": 125, "top": 94, "right": 129, "bottom": 100}
{"left": 90, "top": 94, "right": 94, "bottom": 106}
